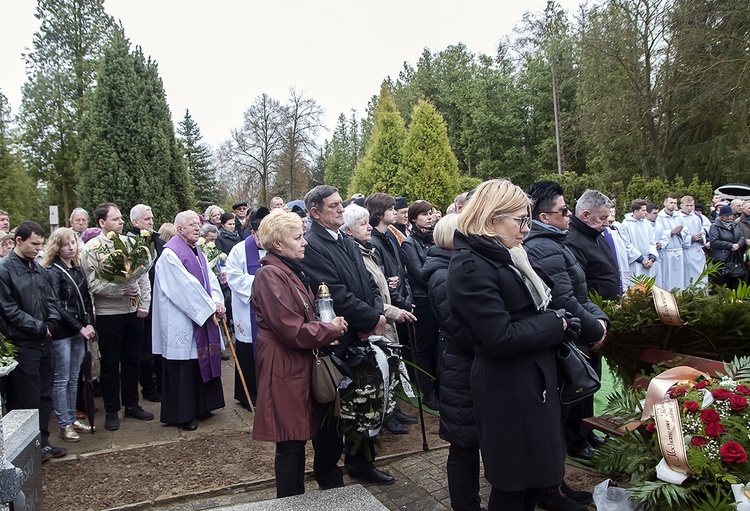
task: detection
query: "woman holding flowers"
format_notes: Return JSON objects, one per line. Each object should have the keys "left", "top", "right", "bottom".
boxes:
{"left": 251, "top": 209, "right": 347, "bottom": 498}
{"left": 447, "top": 179, "right": 574, "bottom": 511}
{"left": 43, "top": 228, "right": 96, "bottom": 442}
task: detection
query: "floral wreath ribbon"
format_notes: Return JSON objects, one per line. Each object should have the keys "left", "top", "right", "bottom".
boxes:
{"left": 638, "top": 366, "right": 710, "bottom": 479}
{"left": 651, "top": 285, "right": 687, "bottom": 326}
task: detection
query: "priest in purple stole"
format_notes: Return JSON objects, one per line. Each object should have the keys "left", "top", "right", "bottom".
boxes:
{"left": 152, "top": 211, "right": 226, "bottom": 431}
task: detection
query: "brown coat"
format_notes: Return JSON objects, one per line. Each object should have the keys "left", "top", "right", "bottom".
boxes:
{"left": 251, "top": 253, "right": 340, "bottom": 442}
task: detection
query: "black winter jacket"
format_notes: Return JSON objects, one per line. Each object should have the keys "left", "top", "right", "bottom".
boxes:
{"left": 524, "top": 222, "right": 607, "bottom": 344}
{"left": 708, "top": 219, "right": 746, "bottom": 263}
{"left": 0, "top": 251, "right": 61, "bottom": 347}
{"left": 370, "top": 227, "right": 412, "bottom": 310}
{"left": 216, "top": 228, "right": 240, "bottom": 255}
{"left": 565, "top": 215, "right": 620, "bottom": 301}
{"left": 423, "top": 246, "right": 478, "bottom": 449}
{"left": 400, "top": 229, "right": 433, "bottom": 301}
{"left": 46, "top": 258, "right": 95, "bottom": 340}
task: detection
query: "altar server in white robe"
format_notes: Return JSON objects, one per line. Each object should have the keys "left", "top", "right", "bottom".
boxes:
{"left": 608, "top": 208, "right": 641, "bottom": 291}
{"left": 654, "top": 194, "right": 688, "bottom": 290}
{"left": 619, "top": 199, "right": 658, "bottom": 280}
{"left": 225, "top": 207, "right": 269, "bottom": 409}
{"left": 679, "top": 196, "right": 707, "bottom": 288}
{"left": 153, "top": 210, "right": 226, "bottom": 431}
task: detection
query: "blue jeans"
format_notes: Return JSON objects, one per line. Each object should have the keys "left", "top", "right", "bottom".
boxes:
{"left": 52, "top": 335, "right": 85, "bottom": 427}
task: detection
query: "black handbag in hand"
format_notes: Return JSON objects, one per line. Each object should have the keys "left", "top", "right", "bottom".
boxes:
{"left": 557, "top": 341, "right": 601, "bottom": 405}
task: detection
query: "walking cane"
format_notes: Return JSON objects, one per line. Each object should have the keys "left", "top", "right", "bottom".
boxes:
{"left": 407, "top": 321, "right": 429, "bottom": 451}
{"left": 214, "top": 315, "right": 255, "bottom": 413}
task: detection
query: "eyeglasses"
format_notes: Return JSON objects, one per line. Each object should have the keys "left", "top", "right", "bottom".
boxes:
{"left": 498, "top": 214, "right": 532, "bottom": 229}
{"left": 541, "top": 207, "right": 570, "bottom": 216}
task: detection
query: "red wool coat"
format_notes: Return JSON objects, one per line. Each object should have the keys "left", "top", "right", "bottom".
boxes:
{"left": 251, "top": 253, "right": 340, "bottom": 442}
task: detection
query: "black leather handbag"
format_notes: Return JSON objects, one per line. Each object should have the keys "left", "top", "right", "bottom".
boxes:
{"left": 557, "top": 341, "right": 601, "bottom": 405}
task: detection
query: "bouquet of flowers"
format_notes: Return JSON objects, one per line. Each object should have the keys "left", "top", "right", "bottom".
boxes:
{"left": 0, "top": 332, "right": 18, "bottom": 377}
{"left": 85, "top": 230, "right": 155, "bottom": 307}
{"left": 593, "top": 358, "right": 750, "bottom": 510}
{"left": 337, "top": 338, "right": 400, "bottom": 460}
{"left": 196, "top": 238, "right": 226, "bottom": 275}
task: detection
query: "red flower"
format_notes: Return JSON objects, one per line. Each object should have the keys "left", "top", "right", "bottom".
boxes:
{"left": 670, "top": 386, "right": 686, "bottom": 398}
{"left": 645, "top": 422, "right": 656, "bottom": 433}
{"left": 711, "top": 388, "right": 734, "bottom": 400}
{"left": 694, "top": 380, "right": 710, "bottom": 390}
{"left": 720, "top": 442, "right": 748, "bottom": 464}
{"left": 705, "top": 423, "right": 727, "bottom": 438}
{"left": 700, "top": 409, "right": 721, "bottom": 425}
{"left": 736, "top": 385, "right": 750, "bottom": 396}
{"left": 682, "top": 401, "right": 700, "bottom": 413}
{"left": 691, "top": 436, "right": 709, "bottom": 447}
{"left": 729, "top": 394, "right": 748, "bottom": 411}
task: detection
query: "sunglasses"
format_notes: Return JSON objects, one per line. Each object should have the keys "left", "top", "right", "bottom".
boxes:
{"left": 541, "top": 207, "right": 570, "bottom": 216}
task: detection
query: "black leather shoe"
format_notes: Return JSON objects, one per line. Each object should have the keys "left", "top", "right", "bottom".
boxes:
{"left": 221, "top": 352, "right": 230, "bottom": 361}
{"left": 124, "top": 405, "right": 154, "bottom": 421}
{"left": 41, "top": 445, "right": 68, "bottom": 462}
{"left": 383, "top": 413, "right": 409, "bottom": 435}
{"left": 104, "top": 412, "right": 120, "bottom": 431}
{"left": 181, "top": 419, "right": 198, "bottom": 431}
{"left": 393, "top": 409, "right": 418, "bottom": 424}
{"left": 347, "top": 466, "right": 396, "bottom": 485}
{"left": 568, "top": 445, "right": 597, "bottom": 461}
{"left": 537, "top": 486, "right": 588, "bottom": 511}
{"left": 561, "top": 482, "right": 593, "bottom": 504}
{"left": 142, "top": 390, "right": 161, "bottom": 402}
{"left": 588, "top": 435, "right": 606, "bottom": 447}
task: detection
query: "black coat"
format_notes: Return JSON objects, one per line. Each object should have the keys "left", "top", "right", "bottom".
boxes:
{"left": 424, "top": 246, "right": 478, "bottom": 450}
{"left": 524, "top": 222, "right": 608, "bottom": 344}
{"left": 400, "top": 230, "right": 433, "bottom": 301}
{"left": 370, "top": 227, "right": 412, "bottom": 310}
{"left": 708, "top": 219, "right": 746, "bottom": 263}
{"left": 216, "top": 228, "right": 240, "bottom": 255}
{"left": 301, "top": 221, "right": 384, "bottom": 353}
{"left": 448, "top": 232, "right": 565, "bottom": 491}
{"left": 565, "top": 215, "right": 620, "bottom": 301}
{"left": 0, "top": 251, "right": 61, "bottom": 347}
{"left": 46, "top": 257, "right": 95, "bottom": 340}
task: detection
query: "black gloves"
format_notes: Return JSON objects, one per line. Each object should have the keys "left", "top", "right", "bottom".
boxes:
{"left": 563, "top": 311, "right": 581, "bottom": 342}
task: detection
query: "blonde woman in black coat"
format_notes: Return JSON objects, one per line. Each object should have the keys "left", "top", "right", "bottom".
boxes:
{"left": 448, "top": 179, "right": 577, "bottom": 511}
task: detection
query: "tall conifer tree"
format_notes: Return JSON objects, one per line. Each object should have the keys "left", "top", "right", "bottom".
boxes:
{"left": 178, "top": 109, "right": 218, "bottom": 211}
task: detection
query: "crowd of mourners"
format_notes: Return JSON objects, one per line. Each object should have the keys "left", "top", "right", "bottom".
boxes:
{"left": 0, "top": 181, "right": 748, "bottom": 511}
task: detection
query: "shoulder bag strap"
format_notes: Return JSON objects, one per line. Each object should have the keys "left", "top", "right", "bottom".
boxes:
{"left": 53, "top": 263, "right": 89, "bottom": 324}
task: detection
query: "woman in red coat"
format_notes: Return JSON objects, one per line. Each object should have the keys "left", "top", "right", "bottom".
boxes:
{"left": 251, "top": 209, "right": 348, "bottom": 498}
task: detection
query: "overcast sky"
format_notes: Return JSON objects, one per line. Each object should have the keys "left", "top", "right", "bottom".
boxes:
{"left": 1, "top": 0, "right": 582, "bottom": 149}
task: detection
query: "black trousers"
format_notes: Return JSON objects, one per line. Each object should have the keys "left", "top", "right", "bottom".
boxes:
{"left": 447, "top": 444, "right": 482, "bottom": 511}
{"left": 4, "top": 343, "right": 54, "bottom": 447}
{"left": 312, "top": 415, "right": 345, "bottom": 489}
{"left": 413, "top": 298, "right": 440, "bottom": 398}
{"left": 488, "top": 487, "right": 541, "bottom": 511}
{"left": 139, "top": 311, "right": 162, "bottom": 395}
{"left": 275, "top": 440, "right": 306, "bottom": 498}
{"left": 96, "top": 313, "right": 143, "bottom": 413}
{"left": 234, "top": 341, "right": 257, "bottom": 407}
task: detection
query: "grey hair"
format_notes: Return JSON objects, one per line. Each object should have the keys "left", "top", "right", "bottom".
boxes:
{"left": 130, "top": 204, "right": 152, "bottom": 222}
{"left": 174, "top": 210, "right": 200, "bottom": 227}
{"left": 200, "top": 223, "right": 218, "bottom": 237}
{"left": 69, "top": 207, "right": 88, "bottom": 222}
{"left": 343, "top": 204, "right": 369, "bottom": 232}
{"left": 304, "top": 185, "right": 338, "bottom": 213}
{"left": 203, "top": 205, "right": 224, "bottom": 220}
{"left": 575, "top": 190, "right": 612, "bottom": 216}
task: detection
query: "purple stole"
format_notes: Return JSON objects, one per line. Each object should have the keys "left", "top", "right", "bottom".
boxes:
{"left": 244, "top": 236, "right": 261, "bottom": 350}
{"left": 165, "top": 235, "right": 222, "bottom": 382}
